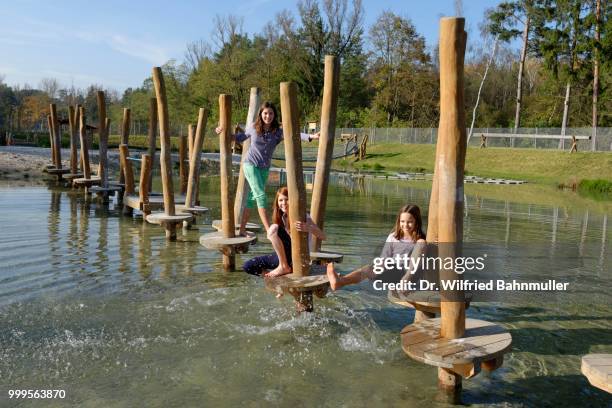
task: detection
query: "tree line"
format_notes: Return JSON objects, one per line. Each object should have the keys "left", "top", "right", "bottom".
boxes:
{"left": 0, "top": 0, "right": 609, "bottom": 139}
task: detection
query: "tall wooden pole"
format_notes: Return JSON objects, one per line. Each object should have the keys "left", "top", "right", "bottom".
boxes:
{"left": 50, "top": 104, "right": 62, "bottom": 169}
{"left": 119, "top": 108, "right": 131, "bottom": 184}
{"left": 147, "top": 98, "right": 158, "bottom": 191}
{"left": 79, "top": 107, "right": 91, "bottom": 179}
{"left": 185, "top": 108, "right": 208, "bottom": 207}
{"left": 219, "top": 94, "right": 236, "bottom": 269}
{"left": 96, "top": 91, "right": 108, "bottom": 187}
{"left": 310, "top": 55, "right": 340, "bottom": 251}
{"left": 139, "top": 154, "right": 152, "bottom": 219}
{"left": 234, "top": 87, "right": 261, "bottom": 225}
{"left": 280, "top": 82, "right": 310, "bottom": 278}
{"left": 435, "top": 17, "right": 468, "bottom": 399}
{"left": 152, "top": 67, "right": 177, "bottom": 238}
{"left": 179, "top": 134, "right": 189, "bottom": 195}
{"left": 68, "top": 105, "right": 80, "bottom": 175}
{"left": 438, "top": 16, "right": 467, "bottom": 339}
{"left": 47, "top": 114, "right": 56, "bottom": 167}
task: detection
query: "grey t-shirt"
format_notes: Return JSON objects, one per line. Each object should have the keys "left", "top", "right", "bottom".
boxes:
{"left": 236, "top": 126, "right": 310, "bottom": 168}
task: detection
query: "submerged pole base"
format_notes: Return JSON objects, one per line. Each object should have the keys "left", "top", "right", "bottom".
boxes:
{"left": 294, "top": 290, "right": 313, "bottom": 313}
{"left": 436, "top": 368, "right": 462, "bottom": 405}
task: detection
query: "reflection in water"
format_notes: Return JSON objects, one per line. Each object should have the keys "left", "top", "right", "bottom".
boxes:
{"left": 0, "top": 178, "right": 610, "bottom": 407}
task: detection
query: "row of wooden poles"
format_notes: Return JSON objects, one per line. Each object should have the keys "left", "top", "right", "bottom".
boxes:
{"left": 43, "top": 17, "right": 496, "bottom": 401}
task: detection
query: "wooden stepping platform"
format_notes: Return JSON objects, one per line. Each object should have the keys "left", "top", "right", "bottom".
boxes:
{"left": 582, "top": 354, "right": 612, "bottom": 394}
{"left": 72, "top": 176, "right": 101, "bottom": 188}
{"left": 389, "top": 290, "right": 472, "bottom": 316}
{"left": 264, "top": 274, "right": 329, "bottom": 299}
{"left": 200, "top": 231, "right": 257, "bottom": 252}
{"left": 42, "top": 164, "right": 55, "bottom": 173}
{"left": 124, "top": 193, "right": 164, "bottom": 213}
{"left": 401, "top": 318, "right": 512, "bottom": 378}
{"left": 464, "top": 175, "right": 526, "bottom": 185}
{"left": 176, "top": 204, "right": 209, "bottom": 215}
{"left": 212, "top": 219, "right": 262, "bottom": 232}
{"left": 310, "top": 251, "right": 343, "bottom": 264}
{"left": 45, "top": 168, "right": 71, "bottom": 175}
{"left": 63, "top": 172, "right": 84, "bottom": 181}
{"left": 146, "top": 212, "right": 193, "bottom": 225}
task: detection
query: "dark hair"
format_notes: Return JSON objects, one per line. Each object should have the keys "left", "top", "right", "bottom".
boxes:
{"left": 272, "top": 186, "right": 290, "bottom": 231}
{"left": 392, "top": 204, "right": 426, "bottom": 242}
{"left": 254, "top": 101, "right": 280, "bottom": 135}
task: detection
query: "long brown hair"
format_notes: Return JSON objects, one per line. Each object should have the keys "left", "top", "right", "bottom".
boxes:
{"left": 272, "top": 186, "right": 290, "bottom": 230}
{"left": 254, "top": 101, "right": 280, "bottom": 135}
{"left": 392, "top": 204, "right": 426, "bottom": 241}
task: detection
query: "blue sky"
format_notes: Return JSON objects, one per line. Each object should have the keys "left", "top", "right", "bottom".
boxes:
{"left": 0, "top": 0, "right": 504, "bottom": 91}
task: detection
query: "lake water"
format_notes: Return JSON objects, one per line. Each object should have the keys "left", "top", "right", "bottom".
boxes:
{"left": 0, "top": 175, "right": 610, "bottom": 407}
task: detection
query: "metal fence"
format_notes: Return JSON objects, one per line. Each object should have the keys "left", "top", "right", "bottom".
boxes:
{"left": 336, "top": 127, "right": 612, "bottom": 152}
{"left": 7, "top": 121, "right": 612, "bottom": 152}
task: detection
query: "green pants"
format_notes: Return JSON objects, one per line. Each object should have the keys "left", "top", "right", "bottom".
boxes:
{"left": 244, "top": 164, "right": 269, "bottom": 209}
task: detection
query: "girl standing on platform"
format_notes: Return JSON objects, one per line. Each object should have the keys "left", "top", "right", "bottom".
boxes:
{"left": 326, "top": 204, "right": 426, "bottom": 290}
{"left": 243, "top": 186, "right": 326, "bottom": 277}
{"left": 215, "top": 101, "right": 318, "bottom": 236}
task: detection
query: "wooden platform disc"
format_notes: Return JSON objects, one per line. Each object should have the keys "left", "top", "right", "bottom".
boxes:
{"left": 73, "top": 176, "right": 101, "bottom": 187}
{"left": 264, "top": 274, "right": 329, "bottom": 296}
{"left": 46, "top": 168, "right": 71, "bottom": 175}
{"left": 146, "top": 212, "right": 193, "bottom": 225}
{"left": 42, "top": 164, "right": 55, "bottom": 172}
{"left": 212, "top": 220, "right": 262, "bottom": 232}
{"left": 582, "top": 354, "right": 612, "bottom": 394}
{"left": 199, "top": 231, "right": 257, "bottom": 250}
{"left": 388, "top": 290, "right": 472, "bottom": 314}
{"left": 63, "top": 173, "right": 84, "bottom": 181}
{"left": 176, "top": 204, "right": 209, "bottom": 215}
{"left": 310, "top": 251, "right": 343, "bottom": 263}
{"left": 401, "top": 318, "right": 512, "bottom": 374}
{"left": 123, "top": 194, "right": 164, "bottom": 212}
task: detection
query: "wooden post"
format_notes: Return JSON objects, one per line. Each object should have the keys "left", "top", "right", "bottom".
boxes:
{"left": 119, "top": 108, "right": 131, "bottom": 184}
{"left": 310, "top": 55, "right": 340, "bottom": 251}
{"left": 96, "top": 91, "right": 109, "bottom": 187}
{"left": 68, "top": 105, "right": 80, "bottom": 174}
{"left": 119, "top": 144, "right": 135, "bottom": 195}
{"left": 185, "top": 109, "right": 208, "bottom": 207}
{"left": 219, "top": 94, "right": 236, "bottom": 269}
{"left": 188, "top": 124, "right": 195, "bottom": 157}
{"left": 79, "top": 107, "right": 91, "bottom": 179}
{"left": 47, "top": 114, "right": 56, "bottom": 167}
{"left": 152, "top": 67, "right": 177, "bottom": 240}
{"left": 280, "top": 82, "right": 312, "bottom": 311}
{"left": 234, "top": 87, "right": 261, "bottom": 225}
{"left": 50, "top": 104, "right": 62, "bottom": 169}
{"left": 438, "top": 16, "right": 467, "bottom": 339}
{"left": 139, "top": 154, "right": 152, "bottom": 218}
{"left": 147, "top": 98, "right": 158, "bottom": 192}
{"left": 179, "top": 134, "right": 189, "bottom": 195}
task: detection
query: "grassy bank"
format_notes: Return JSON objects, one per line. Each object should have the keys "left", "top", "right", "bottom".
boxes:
{"left": 333, "top": 144, "right": 612, "bottom": 185}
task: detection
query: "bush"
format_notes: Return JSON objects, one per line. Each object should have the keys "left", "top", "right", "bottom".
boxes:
{"left": 578, "top": 179, "right": 612, "bottom": 196}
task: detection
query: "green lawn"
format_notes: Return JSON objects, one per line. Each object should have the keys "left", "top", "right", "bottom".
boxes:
{"left": 335, "top": 143, "right": 612, "bottom": 185}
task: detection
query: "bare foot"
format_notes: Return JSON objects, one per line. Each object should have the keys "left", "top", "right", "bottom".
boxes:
{"left": 326, "top": 263, "right": 340, "bottom": 291}
{"left": 264, "top": 264, "right": 292, "bottom": 278}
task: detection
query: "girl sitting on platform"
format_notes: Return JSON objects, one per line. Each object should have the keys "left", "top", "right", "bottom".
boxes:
{"left": 326, "top": 204, "right": 426, "bottom": 290}
{"left": 215, "top": 101, "right": 318, "bottom": 236}
{"left": 243, "top": 186, "right": 326, "bottom": 277}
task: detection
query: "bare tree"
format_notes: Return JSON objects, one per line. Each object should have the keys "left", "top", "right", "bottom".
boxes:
{"left": 40, "top": 77, "right": 60, "bottom": 99}
{"left": 211, "top": 14, "right": 244, "bottom": 50}
{"left": 322, "top": 0, "right": 364, "bottom": 57}
{"left": 184, "top": 39, "right": 212, "bottom": 73}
